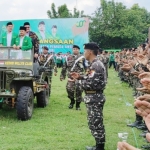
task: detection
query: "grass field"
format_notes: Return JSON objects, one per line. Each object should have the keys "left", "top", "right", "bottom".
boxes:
{"left": 0, "top": 69, "right": 146, "bottom": 150}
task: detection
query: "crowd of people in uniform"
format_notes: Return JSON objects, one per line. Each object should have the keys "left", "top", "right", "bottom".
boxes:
{"left": 113, "top": 42, "right": 150, "bottom": 150}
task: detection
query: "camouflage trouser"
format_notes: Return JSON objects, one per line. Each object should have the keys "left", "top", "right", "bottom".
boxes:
{"left": 86, "top": 99, "right": 105, "bottom": 144}
{"left": 132, "top": 77, "right": 143, "bottom": 97}
{"left": 115, "top": 62, "right": 119, "bottom": 72}
{"left": 123, "top": 72, "right": 128, "bottom": 82}
{"left": 104, "top": 64, "right": 108, "bottom": 78}
{"left": 46, "top": 71, "right": 53, "bottom": 95}
{"left": 128, "top": 75, "right": 133, "bottom": 87}
{"left": 66, "top": 81, "right": 83, "bottom": 102}
{"left": 118, "top": 69, "right": 124, "bottom": 81}
{"left": 131, "top": 77, "right": 143, "bottom": 122}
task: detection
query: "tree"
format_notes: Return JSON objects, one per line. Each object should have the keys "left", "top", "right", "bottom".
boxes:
{"left": 47, "top": 3, "right": 58, "bottom": 18}
{"left": 89, "top": 0, "right": 150, "bottom": 49}
{"left": 47, "top": 3, "right": 86, "bottom": 18}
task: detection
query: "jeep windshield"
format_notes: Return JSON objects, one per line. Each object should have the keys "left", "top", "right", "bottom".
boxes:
{"left": 0, "top": 47, "right": 32, "bottom": 60}
{"left": 0, "top": 47, "right": 33, "bottom": 69}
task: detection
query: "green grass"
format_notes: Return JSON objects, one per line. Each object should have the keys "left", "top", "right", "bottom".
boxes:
{"left": 0, "top": 69, "right": 146, "bottom": 150}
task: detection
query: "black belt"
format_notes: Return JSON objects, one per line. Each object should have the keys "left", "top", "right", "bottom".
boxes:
{"left": 85, "top": 91, "right": 103, "bottom": 94}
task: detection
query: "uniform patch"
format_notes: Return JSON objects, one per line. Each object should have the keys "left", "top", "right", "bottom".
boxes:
{"left": 89, "top": 70, "right": 95, "bottom": 78}
{"left": 67, "top": 56, "right": 72, "bottom": 61}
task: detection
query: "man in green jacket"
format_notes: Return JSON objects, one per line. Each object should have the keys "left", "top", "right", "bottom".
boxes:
{"left": 56, "top": 53, "right": 62, "bottom": 68}
{"left": 109, "top": 51, "right": 116, "bottom": 70}
{"left": 0, "top": 22, "right": 18, "bottom": 46}
{"left": 13, "top": 26, "right": 32, "bottom": 51}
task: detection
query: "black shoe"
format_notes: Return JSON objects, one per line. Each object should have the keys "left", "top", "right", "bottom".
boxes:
{"left": 68, "top": 103, "right": 74, "bottom": 109}
{"left": 139, "top": 132, "right": 147, "bottom": 138}
{"left": 95, "top": 143, "right": 105, "bottom": 150}
{"left": 141, "top": 144, "right": 150, "bottom": 149}
{"left": 76, "top": 106, "right": 81, "bottom": 110}
{"left": 136, "top": 125, "right": 147, "bottom": 130}
{"left": 76, "top": 102, "right": 81, "bottom": 110}
{"left": 86, "top": 146, "right": 96, "bottom": 150}
{"left": 143, "top": 130, "right": 149, "bottom": 133}
{"left": 127, "top": 121, "right": 143, "bottom": 128}
{"left": 68, "top": 99, "right": 75, "bottom": 109}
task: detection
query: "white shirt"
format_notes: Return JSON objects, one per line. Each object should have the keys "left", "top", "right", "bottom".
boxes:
{"left": 19, "top": 36, "right": 25, "bottom": 47}
{"left": 56, "top": 56, "right": 62, "bottom": 60}
{"left": 43, "top": 54, "right": 48, "bottom": 57}
{"left": 26, "top": 33, "right": 29, "bottom": 37}
{"left": 7, "top": 32, "right": 12, "bottom": 46}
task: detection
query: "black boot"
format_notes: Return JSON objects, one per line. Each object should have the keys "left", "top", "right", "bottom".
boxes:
{"left": 76, "top": 102, "right": 81, "bottom": 110}
{"left": 68, "top": 99, "right": 75, "bottom": 109}
{"left": 127, "top": 113, "right": 143, "bottom": 127}
{"left": 136, "top": 122, "right": 148, "bottom": 130}
{"left": 95, "top": 143, "right": 105, "bottom": 150}
{"left": 141, "top": 144, "right": 150, "bottom": 149}
{"left": 139, "top": 132, "right": 147, "bottom": 138}
{"left": 86, "top": 144, "right": 105, "bottom": 150}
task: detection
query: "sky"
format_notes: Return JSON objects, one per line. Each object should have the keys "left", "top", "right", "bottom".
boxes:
{"left": 0, "top": 0, "right": 150, "bottom": 21}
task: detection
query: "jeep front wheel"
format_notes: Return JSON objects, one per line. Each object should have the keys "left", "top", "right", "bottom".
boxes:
{"left": 16, "top": 86, "right": 34, "bottom": 121}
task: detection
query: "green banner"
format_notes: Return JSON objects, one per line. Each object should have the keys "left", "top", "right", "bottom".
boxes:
{"left": 0, "top": 18, "right": 89, "bottom": 53}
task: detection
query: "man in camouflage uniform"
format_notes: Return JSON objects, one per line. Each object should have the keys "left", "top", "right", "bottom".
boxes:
{"left": 71, "top": 42, "right": 106, "bottom": 150}
{"left": 60, "top": 45, "right": 86, "bottom": 110}
{"left": 97, "top": 48, "right": 104, "bottom": 63}
{"left": 24, "top": 22, "right": 39, "bottom": 62}
{"left": 103, "top": 51, "right": 109, "bottom": 78}
{"left": 38, "top": 46, "right": 57, "bottom": 95}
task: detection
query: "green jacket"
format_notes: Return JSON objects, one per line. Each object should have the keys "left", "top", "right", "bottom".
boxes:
{"left": 15, "top": 36, "right": 32, "bottom": 51}
{"left": 56, "top": 56, "right": 62, "bottom": 64}
{"left": 109, "top": 54, "right": 115, "bottom": 61}
{"left": 0, "top": 32, "right": 18, "bottom": 46}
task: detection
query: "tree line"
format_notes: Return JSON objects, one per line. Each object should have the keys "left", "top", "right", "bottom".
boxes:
{"left": 47, "top": 0, "right": 150, "bottom": 49}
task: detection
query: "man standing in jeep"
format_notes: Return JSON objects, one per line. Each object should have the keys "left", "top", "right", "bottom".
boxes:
{"left": 13, "top": 26, "right": 32, "bottom": 51}
{"left": 24, "top": 22, "right": 39, "bottom": 62}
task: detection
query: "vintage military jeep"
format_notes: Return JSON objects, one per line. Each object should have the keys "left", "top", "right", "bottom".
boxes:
{"left": 0, "top": 47, "right": 50, "bottom": 121}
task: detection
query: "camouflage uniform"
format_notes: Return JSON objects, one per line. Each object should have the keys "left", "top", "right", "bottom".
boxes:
{"left": 103, "top": 55, "right": 109, "bottom": 78}
{"left": 79, "top": 58, "right": 106, "bottom": 145}
{"left": 38, "top": 54, "right": 57, "bottom": 95}
{"left": 118, "top": 53, "right": 126, "bottom": 81}
{"left": 97, "top": 54, "right": 104, "bottom": 64}
{"left": 28, "top": 31, "right": 39, "bottom": 62}
{"left": 60, "top": 54, "right": 85, "bottom": 109}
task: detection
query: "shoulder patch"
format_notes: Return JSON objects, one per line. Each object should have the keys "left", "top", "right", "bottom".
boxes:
{"left": 89, "top": 70, "right": 95, "bottom": 78}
